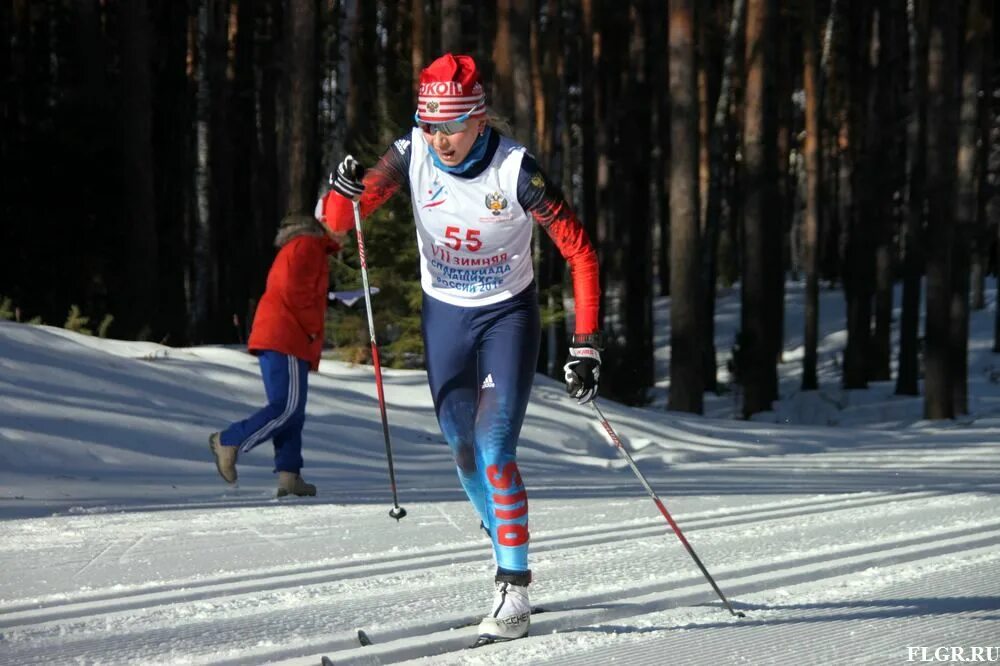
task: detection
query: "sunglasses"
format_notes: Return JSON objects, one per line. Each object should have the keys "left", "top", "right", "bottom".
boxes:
{"left": 414, "top": 101, "right": 485, "bottom": 136}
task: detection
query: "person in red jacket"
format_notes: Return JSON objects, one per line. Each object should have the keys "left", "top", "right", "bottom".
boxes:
{"left": 209, "top": 214, "right": 342, "bottom": 498}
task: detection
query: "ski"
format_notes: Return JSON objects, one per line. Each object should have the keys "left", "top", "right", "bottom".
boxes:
{"left": 350, "top": 607, "right": 548, "bottom": 651}
{"left": 320, "top": 657, "right": 334, "bottom": 666}
{"left": 470, "top": 635, "right": 496, "bottom": 649}
{"left": 469, "top": 634, "right": 521, "bottom": 649}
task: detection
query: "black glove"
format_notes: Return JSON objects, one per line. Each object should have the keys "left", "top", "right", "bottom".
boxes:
{"left": 563, "top": 334, "right": 603, "bottom": 404}
{"left": 330, "top": 154, "right": 366, "bottom": 200}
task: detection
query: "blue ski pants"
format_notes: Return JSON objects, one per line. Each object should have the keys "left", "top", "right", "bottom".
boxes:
{"left": 422, "top": 285, "right": 540, "bottom": 573}
{"left": 220, "top": 350, "right": 310, "bottom": 473}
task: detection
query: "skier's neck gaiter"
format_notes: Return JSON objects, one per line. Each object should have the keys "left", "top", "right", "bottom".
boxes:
{"left": 430, "top": 127, "right": 493, "bottom": 175}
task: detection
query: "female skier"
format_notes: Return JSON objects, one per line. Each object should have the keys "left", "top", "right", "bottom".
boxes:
{"left": 321, "top": 53, "right": 602, "bottom": 642}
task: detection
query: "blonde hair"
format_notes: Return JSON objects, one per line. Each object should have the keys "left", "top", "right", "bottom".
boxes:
{"left": 485, "top": 107, "right": 513, "bottom": 136}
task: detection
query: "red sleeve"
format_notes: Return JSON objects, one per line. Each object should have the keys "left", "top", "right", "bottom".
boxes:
{"left": 320, "top": 141, "right": 411, "bottom": 233}
{"left": 536, "top": 204, "right": 600, "bottom": 334}
{"left": 519, "top": 167, "right": 600, "bottom": 335}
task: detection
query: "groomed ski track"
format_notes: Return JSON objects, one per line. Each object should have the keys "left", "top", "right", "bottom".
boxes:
{"left": 2, "top": 482, "right": 998, "bottom": 665}
{"left": 2, "top": 297, "right": 1000, "bottom": 665}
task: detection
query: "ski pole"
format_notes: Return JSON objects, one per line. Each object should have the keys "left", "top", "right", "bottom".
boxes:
{"left": 591, "top": 400, "right": 745, "bottom": 617}
{"left": 353, "top": 200, "right": 407, "bottom": 521}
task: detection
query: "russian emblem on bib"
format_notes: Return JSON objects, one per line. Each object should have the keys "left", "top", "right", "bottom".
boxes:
{"left": 485, "top": 192, "right": 509, "bottom": 216}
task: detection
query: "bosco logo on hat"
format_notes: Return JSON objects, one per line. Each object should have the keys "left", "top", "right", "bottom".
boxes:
{"left": 416, "top": 53, "right": 487, "bottom": 123}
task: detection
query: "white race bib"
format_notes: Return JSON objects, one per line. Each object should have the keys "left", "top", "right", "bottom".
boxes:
{"left": 408, "top": 128, "right": 535, "bottom": 306}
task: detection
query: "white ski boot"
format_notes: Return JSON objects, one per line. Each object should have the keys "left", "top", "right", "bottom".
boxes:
{"left": 476, "top": 572, "right": 531, "bottom": 643}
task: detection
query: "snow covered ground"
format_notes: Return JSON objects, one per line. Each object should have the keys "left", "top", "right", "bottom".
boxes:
{"left": 1, "top": 283, "right": 999, "bottom": 665}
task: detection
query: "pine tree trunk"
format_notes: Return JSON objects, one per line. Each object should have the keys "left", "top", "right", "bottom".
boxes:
{"left": 869, "top": 3, "right": 896, "bottom": 383}
{"left": 923, "top": 0, "right": 959, "bottom": 420}
{"left": 952, "top": 0, "right": 987, "bottom": 415}
{"left": 626, "top": 0, "right": 654, "bottom": 398}
{"left": 256, "top": 0, "right": 282, "bottom": 283}
{"left": 474, "top": 2, "right": 497, "bottom": 84}
{"left": 530, "top": 0, "right": 548, "bottom": 375}
{"left": 701, "top": 0, "right": 745, "bottom": 394}
{"left": 592, "top": 5, "right": 612, "bottom": 313}
{"left": 347, "top": 0, "right": 377, "bottom": 157}
{"left": 978, "top": 1, "right": 994, "bottom": 320}
{"left": 771, "top": 4, "right": 791, "bottom": 373}
{"left": 379, "top": 0, "right": 411, "bottom": 144}
{"left": 412, "top": 0, "right": 425, "bottom": 86}
{"left": 819, "top": 133, "right": 842, "bottom": 283}
{"left": 649, "top": 0, "right": 670, "bottom": 298}
{"left": 230, "top": 0, "right": 257, "bottom": 340}
{"left": 697, "top": 7, "right": 714, "bottom": 392}
{"left": 593, "top": 8, "right": 630, "bottom": 400}
{"left": 668, "top": 0, "right": 703, "bottom": 413}
{"left": 801, "top": 0, "right": 822, "bottom": 391}
{"left": 970, "top": 244, "right": 985, "bottom": 311}
{"left": 950, "top": 233, "right": 970, "bottom": 413}
{"left": 209, "top": 1, "right": 236, "bottom": 341}
{"left": 718, "top": 81, "right": 743, "bottom": 290}
{"left": 872, "top": 243, "right": 893, "bottom": 381}
{"left": 285, "top": 0, "right": 318, "bottom": 215}
{"left": 323, "top": 0, "right": 350, "bottom": 168}
{"left": 842, "top": 3, "right": 874, "bottom": 390}
{"left": 191, "top": 0, "right": 226, "bottom": 342}
{"left": 897, "top": 0, "right": 927, "bottom": 396}
{"left": 440, "top": 0, "right": 461, "bottom": 52}
{"left": 394, "top": 1, "right": 413, "bottom": 103}
{"left": 509, "top": 0, "right": 533, "bottom": 146}
{"left": 492, "top": 0, "right": 514, "bottom": 117}
{"left": 970, "top": 28, "right": 990, "bottom": 318}
{"left": 740, "top": 0, "right": 778, "bottom": 417}
{"left": 818, "top": 0, "right": 841, "bottom": 289}
{"left": 530, "top": 3, "right": 548, "bottom": 159}
{"left": 658, "top": 91, "right": 672, "bottom": 298}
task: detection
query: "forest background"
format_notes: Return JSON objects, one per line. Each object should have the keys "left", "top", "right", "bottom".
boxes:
{"left": 2, "top": 0, "right": 998, "bottom": 418}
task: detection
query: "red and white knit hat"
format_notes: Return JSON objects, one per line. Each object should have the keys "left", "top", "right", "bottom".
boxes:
{"left": 415, "top": 53, "right": 487, "bottom": 123}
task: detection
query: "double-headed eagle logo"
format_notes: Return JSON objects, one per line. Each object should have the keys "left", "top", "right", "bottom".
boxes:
{"left": 485, "top": 192, "right": 509, "bottom": 216}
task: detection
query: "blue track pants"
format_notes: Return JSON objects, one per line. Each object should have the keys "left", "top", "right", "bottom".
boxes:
{"left": 220, "top": 350, "right": 310, "bottom": 473}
